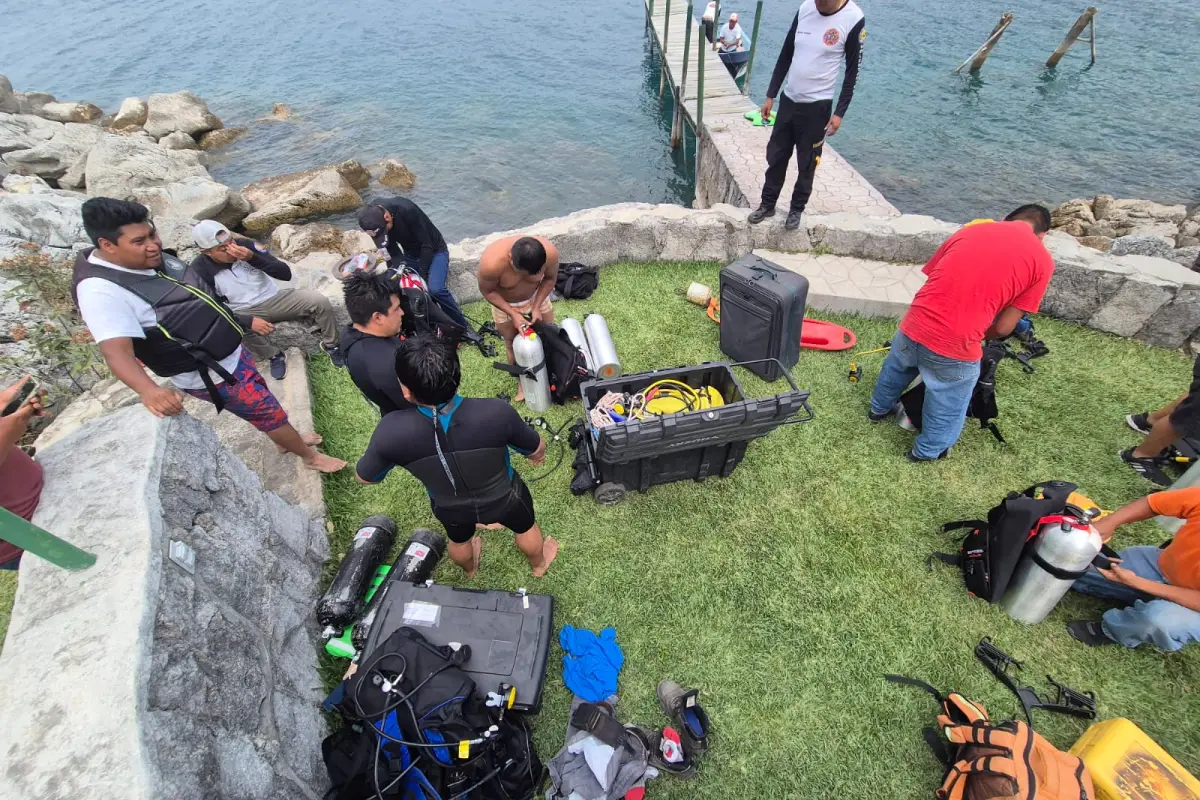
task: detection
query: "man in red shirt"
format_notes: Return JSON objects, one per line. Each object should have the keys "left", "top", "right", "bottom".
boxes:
{"left": 869, "top": 205, "right": 1055, "bottom": 460}
{"left": 0, "top": 376, "right": 49, "bottom": 570}
{"left": 1067, "top": 486, "right": 1200, "bottom": 651}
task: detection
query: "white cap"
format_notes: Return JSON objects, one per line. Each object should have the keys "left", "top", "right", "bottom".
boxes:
{"left": 192, "top": 219, "right": 233, "bottom": 250}
{"left": 729, "top": 12, "right": 739, "bottom": 20}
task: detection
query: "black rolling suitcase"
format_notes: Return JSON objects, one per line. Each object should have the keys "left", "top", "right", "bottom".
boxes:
{"left": 719, "top": 254, "right": 808, "bottom": 381}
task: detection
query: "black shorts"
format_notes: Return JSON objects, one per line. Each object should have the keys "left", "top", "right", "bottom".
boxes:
{"left": 433, "top": 477, "right": 537, "bottom": 544}
{"left": 1170, "top": 356, "right": 1200, "bottom": 438}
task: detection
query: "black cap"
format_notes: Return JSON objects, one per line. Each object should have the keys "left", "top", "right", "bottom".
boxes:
{"left": 357, "top": 205, "right": 388, "bottom": 247}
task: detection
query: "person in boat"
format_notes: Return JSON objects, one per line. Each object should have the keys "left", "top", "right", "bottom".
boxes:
{"left": 717, "top": 12, "right": 745, "bottom": 52}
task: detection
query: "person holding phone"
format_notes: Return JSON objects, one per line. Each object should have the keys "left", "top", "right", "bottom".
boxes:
{"left": 1066, "top": 487, "right": 1200, "bottom": 651}
{"left": 0, "top": 376, "right": 49, "bottom": 570}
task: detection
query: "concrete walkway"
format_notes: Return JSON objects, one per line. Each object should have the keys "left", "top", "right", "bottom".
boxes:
{"left": 644, "top": 0, "right": 898, "bottom": 218}
{"left": 758, "top": 249, "right": 923, "bottom": 317}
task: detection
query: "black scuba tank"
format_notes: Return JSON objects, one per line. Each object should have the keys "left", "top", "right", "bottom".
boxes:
{"left": 315, "top": 515, "right": 397, "bottom": 632}
{"left": 351, "top": 527, "right": 447, "bottom": 650}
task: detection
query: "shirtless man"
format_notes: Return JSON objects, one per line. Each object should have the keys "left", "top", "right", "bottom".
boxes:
{"left": 477, "top": 235, "right": 559, "bottom": 401}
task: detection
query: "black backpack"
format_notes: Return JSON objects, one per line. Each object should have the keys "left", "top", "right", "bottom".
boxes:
{"left": 932, "top": 481, "right": 1077, "bottom": 602}
{"left": 555, "top": 263, "right": 599, "bottom": 300}
{"left": 400, "top": 287, "right": 469, "bottom": 344}
{"left": 532, "top": 321, "right": 591, "bottom": 404}
{"left": 325, "top": 626, "right": 544, "bottom": 800}
{"left": 901, "top": 343, "right": 1005, "bottom": 443}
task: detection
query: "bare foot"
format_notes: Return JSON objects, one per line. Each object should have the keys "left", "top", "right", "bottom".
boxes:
{"left": 514, "top": 385, "right": 525, "bottom": 403}
{"left": 278, "top": 432, "right": 323, "bottom": 453}
{"left": 303, "top": 452, "right": 347, "bottom": 473}
{"left": 476, "top": 522, "right": 505, "bottom": 531}
{"left": 532, "top": 536, "right": 559, "bottom": 578}
{"left": 464, "top": 536, "right": 483, "bottom": 580}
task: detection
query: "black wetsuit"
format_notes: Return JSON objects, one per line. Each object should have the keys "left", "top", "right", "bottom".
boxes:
{"left": 339, "top": 326, "right": 413, "bottom": 415}
{"left": 355, "top": 396, "right": 542, "bottom": 543}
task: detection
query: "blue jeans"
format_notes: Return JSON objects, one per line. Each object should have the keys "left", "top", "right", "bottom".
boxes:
{"left": 869, "top": 330, "right": 982, "bottom": 459}
{"left": 403, "top": 250, "right": 469, "bottom": 329}
{"left": 1071, "top": 546, "right": 1200, "bottom": 651}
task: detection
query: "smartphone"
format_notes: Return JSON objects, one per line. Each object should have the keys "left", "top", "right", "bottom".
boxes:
{"left": 1, "top": 378, "right": 38, "bottom": 417}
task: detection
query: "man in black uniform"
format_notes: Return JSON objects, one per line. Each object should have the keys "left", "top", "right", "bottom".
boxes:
{"left": 355, "top": 335, "right": 559, "bottom": 579}
{"left": 357, "top": 199, "right": 471, "bottom": 331}
{"left": 747, "top": 0, "right": 866, "bottom": 231}
{"left": 340, "top": 272, "right": 412, "bottom": 415}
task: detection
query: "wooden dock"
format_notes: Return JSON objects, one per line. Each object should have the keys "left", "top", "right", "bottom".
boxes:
{"left": 644, "top": 0, "right": 898, "bottom": 218}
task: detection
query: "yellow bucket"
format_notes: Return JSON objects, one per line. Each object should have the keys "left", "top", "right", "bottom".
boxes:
{"left": 1070, "top": 718, "right": 1200, "bottom": 800}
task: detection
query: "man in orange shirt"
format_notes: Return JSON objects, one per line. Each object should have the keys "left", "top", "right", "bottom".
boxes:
{"left": 1067, "top": 487, "right": 1200, "bottom": 651}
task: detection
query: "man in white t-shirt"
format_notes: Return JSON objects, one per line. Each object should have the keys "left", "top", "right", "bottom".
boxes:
{"left": 72, "top": 198, "right": 345, "bottom": 473}
{"left": 748, "top": 0, "right": 866, "bottom": 231}
{"left": 190, "top": 220, "right": 343, "bottom": 381}
{"left": 717, "top": 13, "right": 745, "bottom": 52}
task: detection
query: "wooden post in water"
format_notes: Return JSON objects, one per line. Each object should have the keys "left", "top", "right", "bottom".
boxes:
{"left": 660, "top": 0, "right": 672, "bottom": 97}
{"left": 696, "top": 28, "right": 706, "bottom": 180}
{"left": 712, "top": 0, "right": 721, "bottom": 50}
{"left": 1047, "top": 8, "right": 1097, "bottom": 68}
{"left": 648, "top": 0, "right": 655, "bottom": 54}
{"left": 742, "top": 0, "right": 764, "bottom": 95}
{"left": 953, "top": 12, "right": 1014, "bottom": 74}
{"left": 672, "top": 1, "right": 694, "bottom": 149}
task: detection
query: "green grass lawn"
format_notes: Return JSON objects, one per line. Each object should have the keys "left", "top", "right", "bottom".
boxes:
{"left": 310, "top": 261, "right": 1200, "bottom": 797}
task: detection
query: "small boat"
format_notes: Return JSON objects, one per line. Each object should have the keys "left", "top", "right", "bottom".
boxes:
{"left": 718, "top": 34, "right": 752, "bottom": 79}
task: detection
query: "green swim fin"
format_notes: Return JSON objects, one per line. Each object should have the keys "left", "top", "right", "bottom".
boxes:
{"left": 743, "top": 109, "right": 777, "bottom": 127}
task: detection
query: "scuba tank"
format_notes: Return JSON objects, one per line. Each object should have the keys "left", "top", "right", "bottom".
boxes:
{"left": 584, "top": 314, "right": 621, "bottom": 379}
{"left": 351, "top": 528, "right": 447, "bottom": 651}
{"left": 561, "top": 317, "right": 594, "bottom": 373}
{"left": 325, "top": 564, "right": 390, "bottom": 658}
{"left": 513, "top": 326, "right": 552, "bottom": 412}
{"left": 315, "top": 515, "right": 397, "bottom": 637}
{"left": 1001, "top": 514, "right": 1103, "bottom": 624}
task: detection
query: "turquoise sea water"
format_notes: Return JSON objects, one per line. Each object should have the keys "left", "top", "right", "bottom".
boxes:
{"left": 2, "top": 0, "right": 1196, "bottom": 235}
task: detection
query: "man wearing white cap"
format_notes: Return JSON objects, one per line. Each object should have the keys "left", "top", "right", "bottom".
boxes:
{"left": 190, "top": 220, "right": 342, "bottom": 380}
{"left": 717, "top": 13, "right": 745, "bottom": 52}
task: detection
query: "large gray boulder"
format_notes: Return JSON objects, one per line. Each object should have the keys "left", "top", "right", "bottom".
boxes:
{"left": 158, "top": 130, "right": 199, "bottom": 151}
{"left": 84, "top": 133, "right": 207, "bottom": 197}
{"left": 111, "top": 96, "right": 148, "bottom": 131}
{"left": 0, "top": 75, "right": 17, "bottom": 114}
{"left": 38, "top": 101, "right": 103, "bottom": 123}
{"left": 13, "top": 91, "right": 55, "bottom": 117}
{"left": 144, "top": 90, "right": 222, "bottom": 139}
{"left": 2, "top": 122, "right": 102, "bottom": 181}
{"left": 0, "top": 191, "right": 87, "bottom": 248}
{"left": 240, "top": 161, "right": 368, "bottom": 233}
{"left": 270, "top": 222, "right": 346, "bottom": 260}
{"left": 1110, "top": 234, "right": 1177, "bottom": 259}
{"left": 0, "top": 112, "right": 63, "bottom": 155}
{"left": 0, "top": 409, "right": 329, "bottom": 799}
{"left": 130, "top": 175, "right": 240, "bottom": 223}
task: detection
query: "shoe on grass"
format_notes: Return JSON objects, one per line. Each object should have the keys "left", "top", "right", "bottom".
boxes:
{"left": 657, "top": 680, "right": 710, "bottom": 755}
{"left": 1125, "top": 412, "right": 1152, "bottom": 435}
{"left": 1120, "top": 449, "right": 1171, "bottom": 487}
{"left": 646, "top": 727, "right": 697, "bottom": 779}
{"left": 1067, "top": 620, "right": 1118, "bottom": 647}
{"left": 747, "top": 205, "right": 775, "bottom": 224}
{"left": 324, "top": 344, "right": 345, "bottom": 368}
{"left": 868, "top": 408, "right": 895, "bottom": 423}
{"left": 269, "top": 353, "right": 287, "bottom": 380}
{"left": 785, "top": 211, "right": 803, "bottom": 230}
{"left": 906, "top": 448, "right": 948, "bottom": 463}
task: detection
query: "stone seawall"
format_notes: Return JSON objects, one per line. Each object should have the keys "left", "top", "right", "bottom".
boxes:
{"left": 0, "top": 409, "right": 330, "bottom": 799}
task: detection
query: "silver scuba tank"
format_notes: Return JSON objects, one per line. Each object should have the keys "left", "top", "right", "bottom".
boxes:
{"left": 1001, "top": 516, "right": 1102, "bottom": 624}
{"left": 584, "top": 314, "right": 621, "bottom": 379}
{"left": 561, "top": 317, "right": 594, "bottom": 373}
{"left": 513, "top": 326, "right": 552, "bottom": 412}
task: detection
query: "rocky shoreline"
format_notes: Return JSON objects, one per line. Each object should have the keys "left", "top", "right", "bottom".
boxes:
{"left": 1050, "top": 195, "right": 1200, "bottom": 271}
{"left": 0, "top": 75, "right": 419, "bottom": 397}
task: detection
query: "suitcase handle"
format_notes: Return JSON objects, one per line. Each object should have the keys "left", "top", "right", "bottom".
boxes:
{"left": 749, "top": 265, "right": 779, "bottom": 281}
{"left": 728, "top": 359, "right": 815, "bottom": 425}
